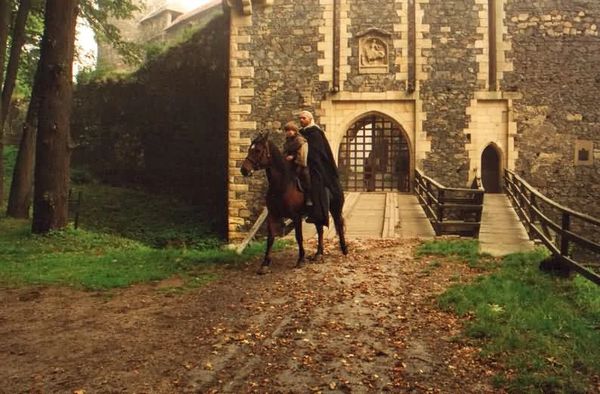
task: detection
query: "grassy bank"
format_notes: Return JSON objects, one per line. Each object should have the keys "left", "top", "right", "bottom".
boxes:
{"left": 0, "top": 152, "right": 280, "bottom": 290}
{"left": 0, "top": 218, "right": 271, "bottom": 290}
{"left": 418, "top": 239, "right": 600, "bottom": 393}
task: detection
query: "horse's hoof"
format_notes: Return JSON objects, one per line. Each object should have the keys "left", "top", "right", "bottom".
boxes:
{"left": 341, "top": 244, "right": 349, "bottom": 255}
{"left": 308, "top": 253, "right": 324, "bottom": 263}
{"left": 257, "top": 265, "right": 271, "bottom": 275}
{"left": 294, "top": 259, "right": 306, "bottom": 269}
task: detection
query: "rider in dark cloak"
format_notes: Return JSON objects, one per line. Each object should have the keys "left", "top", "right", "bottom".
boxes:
{"left": 298, "top": 111, "right": 343, "bottom": 227}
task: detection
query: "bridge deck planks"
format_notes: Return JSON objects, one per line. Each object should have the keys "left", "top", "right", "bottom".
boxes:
{"left": 479, "top": 194, "right": 535, "bottom": 256}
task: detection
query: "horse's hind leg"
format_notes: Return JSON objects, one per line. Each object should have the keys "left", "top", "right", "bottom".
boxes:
{"left": 293, "top": 218, "right": 305, "bottom": 268}
{"left": 258, "top": 216, "right": 276, "bottom": 275}
{"left": 309, "top": 224, "right": 325, "bottom": 263}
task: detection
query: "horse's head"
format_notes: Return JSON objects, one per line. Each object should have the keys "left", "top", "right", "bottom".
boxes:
{"left": 241, "top": 131, "right": 272, "bottom": 177}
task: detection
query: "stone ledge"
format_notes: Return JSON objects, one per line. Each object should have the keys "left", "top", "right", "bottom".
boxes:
{"left": 474, "top": 91, "right": 522, "bottom": 100}
{"left": 331, "top": 91, "right": 417, "bottom": 101}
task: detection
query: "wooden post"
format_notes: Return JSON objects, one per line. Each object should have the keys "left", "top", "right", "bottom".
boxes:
{"left": 235, "top": 207, "right": 268, "bottom": 255}
{"left": 560, "top": 212, "right": 571, "bottom": 256}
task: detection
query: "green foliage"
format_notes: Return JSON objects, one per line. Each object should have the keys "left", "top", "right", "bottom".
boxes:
{"left": 74, "top": 182, "right": 221, "bottom": 250}
{"left": 70, "top": 166, "right": 95, "bottom": 184}
{"left": 140, "top": 24, "right": 203, "bottom": 64}
{"left": 0, "top": 175, "right": 291, "bottom": 290}
{"left": 438, "top": 249, "right": 600, "bottom": 393}
{"left": 80, "top": 0, "right": 144, "bottom": 66}
{"left": 75, "top": 64, "right": 122, "bottom": 85}
{"left": 7, "top": 0, "right": 144, "bottom": 96}
{"left": 416, "top": 238, "right": 482, "bottom": 267}
{"left": 12, "top": 0, "right": 44, "bottom": 96}
{"left": 0, "top": 218, "right": 277, "bottom": 290}
{"left": 1, "top": 154, "right": 285, "bottom": 289}
{"left": 3, "top": 145, "right": 17, "bottom": 181}
{"left": 2, "top": 145, "right": 17, "bottom": 203}
{"left": 143, "top": 40, "right": 168, "bottom": 62}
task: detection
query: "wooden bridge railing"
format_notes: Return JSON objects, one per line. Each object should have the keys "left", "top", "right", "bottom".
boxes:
{"left": 414, "top": 169, "right": 485, "bottom": 237}
{"left": 504, "top": 169, "right": 600, "bottom": 285}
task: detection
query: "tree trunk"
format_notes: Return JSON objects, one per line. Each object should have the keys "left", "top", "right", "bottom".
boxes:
{"left": 31, "top": 0, "right": 79, "bottom": 233}
{"left": 6, "top": 63, "right": 42, "bottom": 218}
{"left": 0, "top": 0, "right": 32, "bottom": 208}
{"left": 1, "top": 0, "right": 31, "bottom": 127}
{"left": 0, "top": 0, "right": 10, "bottom": 206}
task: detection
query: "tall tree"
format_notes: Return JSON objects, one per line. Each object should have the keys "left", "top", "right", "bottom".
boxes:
{"left": 0, "top": 0, "right": 31, "bottom": 207}
{"left": 6, "top": 61, "right": 40, "bottom": 218}
{"left": 7, "top": 0, "right": 140, "bottom": 219}
{"left": 31, "top": 0, "right": 78, "bottom": 233}
{"left": 0, "top": 0, "right": 11, "bottom": 206}
{"left": 0, "top": 1, "right": 9, "bottom": 92}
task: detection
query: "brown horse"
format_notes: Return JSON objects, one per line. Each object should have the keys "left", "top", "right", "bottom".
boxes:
{"left": 240, "top": 132, "right": 348, "bottom": 274}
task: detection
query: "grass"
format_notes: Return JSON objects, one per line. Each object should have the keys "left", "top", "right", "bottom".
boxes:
{"left": 416, "top": 238, "right": 486, "bottom": 268}
{"left": 0, "top": 218, "right": 275, "bottom": 290}
{"left": 74, "top": 181, "right": 222, "bottom": 249}
{"left": 426, "top": 242, "right": 600, "bottom": 393}
{"left": 0, "top": 152, "right": 287, "bottom": 290}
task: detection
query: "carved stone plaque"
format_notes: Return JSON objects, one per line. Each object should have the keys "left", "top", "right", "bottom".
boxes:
{"left": 574, "top": 140, "right": 594, "bottom": 166}
{"left": 357, "top": 28, "right": 391, "bottom": 74}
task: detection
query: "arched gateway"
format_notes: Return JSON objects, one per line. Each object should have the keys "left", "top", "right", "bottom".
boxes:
{"left": 338, "top": 113, "right": 410, "bottom": 192}
{"left": 481, "top": 144, "right": 502, "bottom": 193}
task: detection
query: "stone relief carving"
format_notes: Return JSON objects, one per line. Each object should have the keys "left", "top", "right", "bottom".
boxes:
{"left": 356, "top": 28, "right": 392, "bottom": 74}
{"left": 575, "top": 140, "right": 594, "bottom": 165}
{"left": 361, "top": 37, "right": 387, "bottom": 66}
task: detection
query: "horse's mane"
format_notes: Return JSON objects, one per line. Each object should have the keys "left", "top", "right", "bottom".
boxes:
{"left": 256, "top": 138, "right": 297, "bottom": 192}
{"left": 266, "top": 139, "right": 293, "bottom": 179}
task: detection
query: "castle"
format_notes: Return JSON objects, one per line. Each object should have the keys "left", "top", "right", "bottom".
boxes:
{"left": 224, "top": 0, "right": 600, "bottom": 240}
{"left": 97, "top": 0, "right": 222, "bottom": 70}
{"left": 78, "top": 0, "right": 600, "bottom": 241}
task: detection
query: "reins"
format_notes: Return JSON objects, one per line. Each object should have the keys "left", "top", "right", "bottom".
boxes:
{"left": 247, "top": 137, "right": 271, "bottom": 170}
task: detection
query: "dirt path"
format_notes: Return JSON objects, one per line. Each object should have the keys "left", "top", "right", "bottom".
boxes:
{"left": 0, "top": 239, "right": 504, "bottom": 393}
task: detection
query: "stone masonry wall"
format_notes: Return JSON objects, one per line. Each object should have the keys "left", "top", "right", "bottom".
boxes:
{"left": 228, "top": 1, "right": 328, "bottom": 238}
{"left": 419, "top": 0, "right": 480, "bottom": 187}
{"left": 227, "top": 0, "right": 600, "bottom": 239}
{"left": 344, "top": 0, "right": 405, "bottom": 92}
{"left": 504, "top": 0, "right": 600, "bottom": 217}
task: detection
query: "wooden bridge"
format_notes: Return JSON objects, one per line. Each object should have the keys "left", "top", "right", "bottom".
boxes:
{"left": 244, "top": 169, "right": 598, "bottom": 284}
{"left": 302, "top": 191, "right": 533, "bottom": 257}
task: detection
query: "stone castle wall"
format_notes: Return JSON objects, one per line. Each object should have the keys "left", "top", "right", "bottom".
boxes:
{"left": 227, "top": 0, "right": 600, "bottom": 240}
{"left": 73, "top": 0, "right": 600, "bottom": 241}
{"left": 504, "top": 0, "right": 600, "bottom": 214}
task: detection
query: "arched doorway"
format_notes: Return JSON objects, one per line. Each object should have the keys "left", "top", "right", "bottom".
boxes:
{"left": 481, "top": 144, "right": 501, "bottom": 193}
{"left": 338, "top": 113, "right": 410, "bottom": 192}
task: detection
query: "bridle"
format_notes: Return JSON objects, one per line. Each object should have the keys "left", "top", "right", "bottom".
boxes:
{"left": 246, "top": 135, "right": 271, "bottom": 170}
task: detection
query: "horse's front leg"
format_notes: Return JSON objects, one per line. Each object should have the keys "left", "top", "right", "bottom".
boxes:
{"left": 293, "top": 218, "right": 305, "bottom": 268}
{"left": 333, "top": 214, "right": 348, "bottom": 255}
{"left": 309, "top": 224, "right": 325, "bottom": 263}
{"left": 257, "top": 216, "right": 277, "bottom": 275}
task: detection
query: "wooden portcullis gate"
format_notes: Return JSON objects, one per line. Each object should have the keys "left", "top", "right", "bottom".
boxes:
{"left": 338, "top": 113, "right": 410, "bottom": 192}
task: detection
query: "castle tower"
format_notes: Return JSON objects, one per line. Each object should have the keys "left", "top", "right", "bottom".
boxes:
{"left": 96, "top": 0, "right": 165, "bottom": 71}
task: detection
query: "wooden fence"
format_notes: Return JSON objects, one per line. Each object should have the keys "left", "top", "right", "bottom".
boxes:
{"left": 504, "top": 169, "right": 600, "bottom": 285}
{"left": 414, "top": 169, "right": 485, "bottom": 237}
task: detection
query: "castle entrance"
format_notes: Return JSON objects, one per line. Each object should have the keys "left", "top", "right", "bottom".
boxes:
{"left": 338, "top": 113, "right": 410, "bottom": 192}
{"left": 481, "top": 144, "right": 501, "bottom": 193}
